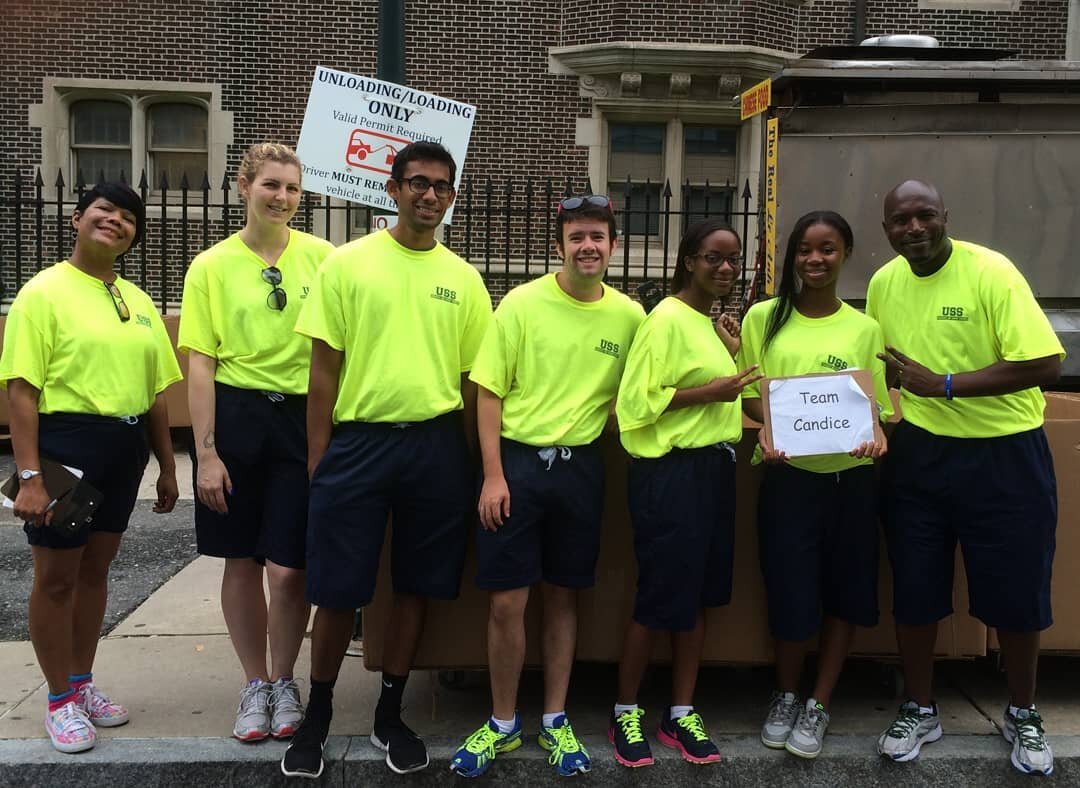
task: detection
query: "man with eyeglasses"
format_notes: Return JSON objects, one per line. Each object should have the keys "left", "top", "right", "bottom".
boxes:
{"left": 282, "top": 141, "right": 492, "bottom": 778}
{"left": 450, "top": 195, "right": 644, "bottom": 778}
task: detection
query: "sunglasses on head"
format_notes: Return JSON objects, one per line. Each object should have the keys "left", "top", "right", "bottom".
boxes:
{"left": 262, "top": 266, "right": 287, "bottom": 311}
{"left": 557, "top": 195, "right": 614, "bottom": 214}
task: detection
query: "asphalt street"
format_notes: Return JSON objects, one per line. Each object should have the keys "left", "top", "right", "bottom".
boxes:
{"left": 0, "top": 486, "right": 198, "bottom": 641}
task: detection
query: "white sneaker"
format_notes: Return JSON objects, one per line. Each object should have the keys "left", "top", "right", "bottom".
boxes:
{"left": 45, "top": 701, "right": 96, "bottom": 754}
{"left": 77, "top": 682, "right": 129, "bottom": 727}
{"left": 785, "top": 698, "right": 829, "bottom": 759}
{"left": 761, "top": 691, "right": 800, "bottom": 749}
{"left": 233, "top": 680, "right": 271, "bottom": 742}
{"left": 877, "top": 700, "right": 942, "bottom": 762}
{"left": 270, "top": 678, "right": 305, "bottom": 739}
{"left": 1003, "top": 705, "right": 1054, "bottom": 776}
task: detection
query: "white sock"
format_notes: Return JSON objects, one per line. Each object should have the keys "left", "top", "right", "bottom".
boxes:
{"left": 490, "top": 714, "right": 517, "bottom": 734}
{"left": 542, "top": 711, "right": 564, "bottom": 729}
{"left": 614, "top": 703, "right": 638, "bottom": 716}
{"left": 670, "top": 705, "right": 693, "bottom": 720}
{"left": 919, "top": 704, "right": 935, "bottom": 716}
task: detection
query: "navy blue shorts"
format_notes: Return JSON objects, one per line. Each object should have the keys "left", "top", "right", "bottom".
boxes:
{"left": 25, "top": 413, "right": 150, "bottom": 550}
{"left": 882, "top": 421, "right": 1056, "bottom": 632}
{"left": 193, "top": 382, "right": 309, "bottom": 569}
{"left": 475, "top": 438, "right": 604, "bottom": 591}
{"left": 758, "top": 463, "right": 880, "bottom": 641}
{"left": 628, "top": 444, "right": 737, "bottom": 632}
{"left": 306, "top": 412, "right": 473, "bottom": 609}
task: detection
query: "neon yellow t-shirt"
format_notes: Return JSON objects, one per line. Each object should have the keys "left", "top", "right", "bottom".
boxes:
{"left": 294, "top": 229, "right": 492, "bottom": 423}
{"left": 178, "top": 230, "right": 335, "bottom": 394}
{"left": 866, "top": 240, "right": 1064, "bottom": 438}
{"left": 617, "top": 296, "right": 742, "bottom": 458}
{"left": 470, "top": 273, "right": 644, "bottom": 446}
{"left": 0, "top": 262, "right": 182, "bottom": 416}
{"left": 738, "top": 298, "right": 893, "bottom": 473}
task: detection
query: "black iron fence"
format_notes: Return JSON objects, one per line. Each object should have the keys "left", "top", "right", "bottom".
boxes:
{"left": 0, "top": 169, "right": 763, "bottom": 313}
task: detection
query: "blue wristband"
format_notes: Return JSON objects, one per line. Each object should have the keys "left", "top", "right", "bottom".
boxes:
{"left": 945, "top": 372, "right": 953, "bottom": 400}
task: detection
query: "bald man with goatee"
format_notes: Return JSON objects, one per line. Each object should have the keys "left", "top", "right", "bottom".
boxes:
{"left": 867, "top": 180, "right": 1062, "bottom": 776}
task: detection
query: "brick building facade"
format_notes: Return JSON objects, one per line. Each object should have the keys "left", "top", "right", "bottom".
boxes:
{"left": 1, "top": 0, "right": 1074, "bottom": 307}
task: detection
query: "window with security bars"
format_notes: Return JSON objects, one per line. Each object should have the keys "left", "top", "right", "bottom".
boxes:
{"left": 148, "top": 103, "right": 209, "bottom": 188}
{"left": 70, "top": 100, "right": 132, "bottom": 184}
{"left": 607, "top": 123, "right": 664, "bottom": 236}
{"left": 683, "top": 126, "right": 736, "bottom": 229}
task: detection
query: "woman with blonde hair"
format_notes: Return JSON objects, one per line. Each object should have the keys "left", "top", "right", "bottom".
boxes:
{"left": 179, "top": 143, "right": 334, "bottom": 741}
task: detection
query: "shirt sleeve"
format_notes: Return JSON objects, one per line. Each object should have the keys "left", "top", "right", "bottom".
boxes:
{"left": 736, "top": 304, "right": 765, "bottom": 400}
{"left": 177, "top": 256, "right": 218, "bottom": 357}
{"left": 987, "top": 265, "right": 1065, "bottom": 363}
{"left": 459, "top": 268, "right": 494, "bottom": 372}
{"left": 616, "top": 317, "right": 676, "bottom": 432}
{"left": 294, "top": 255, "right": 347, "bottom": 350}
{"left": 0, "top": 292, "right": 52, "bottom": 390}
{"left": 468, "top": 302, "right": 517, "bottom": 398}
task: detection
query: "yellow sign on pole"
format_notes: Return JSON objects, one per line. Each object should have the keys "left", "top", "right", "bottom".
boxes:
{"left": 740, "top": 79, "right": 771, "bottom": 121}
{"left": 764, "top": 117, "right": 779, "bottom": 296}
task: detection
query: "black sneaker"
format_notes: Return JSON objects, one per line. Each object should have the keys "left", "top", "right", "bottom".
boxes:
{"left": 608, "top": 708, "right": 654, "bottom": 768}
{"left": 280, "top": 709, "right": 330, "bottom": 779}
{"left": 657, "top": 709, "right": 721, "bottom": 764}
{"left": 371, "top": 719, "right": 429, "bottom": 774}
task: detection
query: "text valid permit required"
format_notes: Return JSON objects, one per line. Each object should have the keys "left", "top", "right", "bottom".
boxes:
{"left": 767, "top": 373, "right": 875, "bottom": 457}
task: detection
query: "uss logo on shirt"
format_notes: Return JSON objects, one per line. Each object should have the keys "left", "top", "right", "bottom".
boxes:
{"left": 937, "top": 306, "right": 969, "bottom": 322}
{"left": 821, "top": 354, "right": 849, "bottom": 372}
{"left": 594, "top": 338, "right": 621, "bottom": 359}
{"left": 135, "top": 314, "right": 153, "bottom": 328}
{"left": 430, "top": 286, "right": 459, "bottom": 305}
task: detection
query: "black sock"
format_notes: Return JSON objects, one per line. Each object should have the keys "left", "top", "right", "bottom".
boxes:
{"left": 308, "top": 677, "right": 335, "bottom": 720}
{"left": 375, "top": 672, "right": 408, "bottom": 725}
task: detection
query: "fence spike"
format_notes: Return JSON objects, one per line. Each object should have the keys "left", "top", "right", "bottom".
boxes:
{"left": 34, "top": 168, "right": 44, "bottom": 188}
{"left": 524, "top": 177, "right": 534, "bottom": 197}
{"left": 180, "top": 172, "right": 190, "bottom": 191}
{"left": 742, "top": 178, "right": 753, "bottom": 200}
{"left": 75, "top": 169, "right": 86, "bottom": 190}
{"left": 543, "top": 177, "right": 552, "bottom": 198}
{"left": 662, "top": 179, "right": 672, "bottom": 198}
{"left": 54, "top": 168, "right": 65, "bottom": 188}
{"left": 563, "top": 176, "right": 573, "bottom": 198}
{"left": 201, "top": 171, "right": 211, "bottom": 191}
{"left": 138, "top": 170, "right": 149, "bottom": 190}
{"left": 503, "top": 177, "right": 513, "bottom": 195}
{"left": 220, "top": 172, "right": 230, "bottom": 192}
{"left": 119, "top": 170, "right": 127, "bottom": 185}
{"left": 159, "top": 171, "right": 170, "bottom": 191}
{"left": 98, "top": 169, "right": 106, "bottom": 185}
{"left": 623, "top": 174, "right": 632, "bottom": 197}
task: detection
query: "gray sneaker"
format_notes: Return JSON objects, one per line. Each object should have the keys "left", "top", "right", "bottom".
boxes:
{"left": 270, "top": 678, "right": 305, "bottom": 739}
{"left": 785, "top": 698, "right": 830, "bottom": 759}
{"left": 233, "top": 680, "right": 272, "bottom": 742}
{"left": 877, "top": 700, "right": 942, "bottom": 762}
{"left": 761, "top": 691, "right": 800, "bottom": 749}
{"left": 1003, "top": 705, "right": 1053, "bottom": 776}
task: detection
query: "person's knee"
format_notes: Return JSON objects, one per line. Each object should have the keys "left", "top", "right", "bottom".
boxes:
{"left": 34, "top": 569, "right": 78, "bottom": 604}
{"left": 266, "top": 563, "right": 306, "bottom": 599}
{"left": 489, "top": 589, "right": 528, "bottom": 627}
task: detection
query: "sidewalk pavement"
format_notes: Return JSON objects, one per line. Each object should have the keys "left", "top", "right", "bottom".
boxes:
{"left": 0, "top": 453, "right": 1078, "bottom": 784}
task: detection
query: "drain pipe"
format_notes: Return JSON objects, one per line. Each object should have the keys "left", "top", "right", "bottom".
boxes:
{"left": 853, "top": 0, "right": 867, "bottom": 45}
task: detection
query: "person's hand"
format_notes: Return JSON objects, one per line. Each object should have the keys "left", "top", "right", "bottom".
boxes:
{"left": 12, "top": 476, "right": 53, "bottom": 527}
{"left": 878, "top": 346, "right": 945, "bottom": 397}
{"left": 478, "top": 475, "right": 511, "bottom": 531}
{"left": 850, "top": 434, "right": 888, "bottom": 459}
{"left": 704, "top": 366, "right": 763, "bottom": 403}
{"left": 757, "top": 428, "right": 788, "bottom": 464}
{"left": 716, "top": 313, "right": 742, "bottom": 357}
{"left": 154, "top": 469, "right": 179, "bottom": 513}
{"left": 196, "top": 453, "right": 232, "bottom": 514}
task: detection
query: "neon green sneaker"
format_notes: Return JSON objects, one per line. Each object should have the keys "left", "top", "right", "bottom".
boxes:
{"left": 538, "top": 715, "right": 591, "bottom": 776}
{"left": 449, "top": 717, "right": 523, "bottom": 778}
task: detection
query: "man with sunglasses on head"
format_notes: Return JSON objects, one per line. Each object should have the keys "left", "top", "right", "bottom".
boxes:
{"left": 281, "top": 141, "right": 492, "bottom": 778}
{"left": 450, "top": 194, "right": 644, "bottom": 778}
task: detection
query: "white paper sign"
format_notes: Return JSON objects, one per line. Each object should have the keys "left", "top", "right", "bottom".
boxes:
{"left": 768, "top": 374, "right": 875, "bottom": 457}
{"left": 296, "top": 66, "right": 477, "bottom": 224}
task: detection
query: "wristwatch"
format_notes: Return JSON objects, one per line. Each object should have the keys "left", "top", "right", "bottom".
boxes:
{"left": 18, "top": 469, "right": 41, "bottom": 481}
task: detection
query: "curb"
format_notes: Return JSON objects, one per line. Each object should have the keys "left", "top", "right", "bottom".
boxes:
{"left": 1, "top": 734, "right": 1076, "bottom": 786}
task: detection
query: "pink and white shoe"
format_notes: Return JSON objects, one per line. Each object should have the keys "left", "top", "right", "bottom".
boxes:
{"left": 77, "top": 682, "right": 130, "bottom": 727}
{"left": 45, "top": 701, "right": 96, "bottom": 753}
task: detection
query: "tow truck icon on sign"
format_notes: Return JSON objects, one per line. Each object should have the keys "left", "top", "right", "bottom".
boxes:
{"left": 345, "top": 129, "right": 411, "bottom": 175}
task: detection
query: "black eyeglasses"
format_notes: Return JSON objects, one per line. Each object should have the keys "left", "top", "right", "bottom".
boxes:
{"left": 104, "top": 281, "right": 130, "bottom": 322}
{"left": 262, "top": 267, "right": 287, "bottom": 311}
{"left": 397, "top": 176, "right": 455, "bottom": 198}
{"left": 557, "top": 195, "right": 614, "bottom": 213}
{"left": 693, "top": 252, "right": 741, "bottom": 268}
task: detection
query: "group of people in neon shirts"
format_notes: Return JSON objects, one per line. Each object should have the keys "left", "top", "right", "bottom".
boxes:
{"left": 2, "top": 140, "right": 1061, "bottom": 780}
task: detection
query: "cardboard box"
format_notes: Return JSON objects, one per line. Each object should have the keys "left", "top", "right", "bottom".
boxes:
{"left": 989, "top": 391, "right": 1080, "bottom": 652}
{"left": 0, "top": 314, "right": 190, "bottom": 428}
{"left": 364, "top": 410, "right": 986, "bottom": 669}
